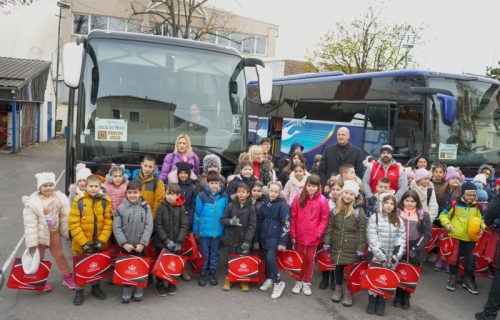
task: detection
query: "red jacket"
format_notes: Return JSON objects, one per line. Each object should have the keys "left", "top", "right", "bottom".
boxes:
{"left": 369, "top": 161, "right": 400, "bottom": 193}
{"left": 290, "top": 190, "right": 330, "bottom": 246}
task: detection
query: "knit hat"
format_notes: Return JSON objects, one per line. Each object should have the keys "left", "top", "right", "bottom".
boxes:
{"left": 414, "top": 168, "right": 431, "bottom": 182}
{"left": 477, "top": 189, "right": 488, "bottom": 202}
{"left": 461, "top": 181, "right": 477, "bottom": 195}
{"left": 203, "top": 154, "right": 221, "bottom": 173}
{"left": 445, "top": 166, "right": 461, "bottom": 181}
{"left": 380, "top": 144, "right": 394, "bottom": 153}
{"left": 473, "top": 174, "right": 487, "bottom": 186}
{"left": 406, "top": 171, "right": 416, "bottom": 180}
{"left": 76, "top": 166, "right": 92, "bottom": 182}
{"left": 36, "top": 172, "right": 56, "bottom": 189}
{"left": 341, "top": 180, "right": 360, "bottom": 197}
{"left": 176, "top": 162, "right": 192, "bottom": 175}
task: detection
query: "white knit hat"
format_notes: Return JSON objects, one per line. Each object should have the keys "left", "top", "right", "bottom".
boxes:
{"left": 341, "top": 180, "right": 360, "bottom": 197}
{"left": 76, "top": 166, "right": 92, "bottom": 182}
{"left": 473, "top": 173, "right": 487, "bottom": 186}
{"left": 35, "top": 172, "right": 56, "bottom": 189}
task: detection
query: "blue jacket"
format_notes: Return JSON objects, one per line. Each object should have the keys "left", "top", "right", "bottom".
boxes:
{"left": 193, "top": 185, "right": 228, "bottom": 238}
{"left": 256, "top": 196, "right": 290, "bottom": 249}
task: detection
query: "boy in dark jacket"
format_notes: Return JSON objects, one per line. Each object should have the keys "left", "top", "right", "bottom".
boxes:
{"left": 221, "top": 183, "right": 257, "bottom": 292}
{"left": 153, "top": 183, "right": 188, "bottom": 296}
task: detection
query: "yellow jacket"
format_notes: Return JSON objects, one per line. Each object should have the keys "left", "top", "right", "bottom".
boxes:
{"left": 69, "top": 192, "right": 113, "bottom": 253}
{"left": 134, "top": 172, "right": 165, "bottom": 218}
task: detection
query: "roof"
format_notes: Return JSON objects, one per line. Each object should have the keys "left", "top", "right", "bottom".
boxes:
{"left": 0, "top": 57, "right": 51, "bottom": 90}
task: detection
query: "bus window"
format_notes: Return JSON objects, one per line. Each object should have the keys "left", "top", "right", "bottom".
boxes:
{"left": 363, "top": 104, "right": 395, "bottom": 156}
{"left": 393, "top": 105, "right": 424, "bottom": 158}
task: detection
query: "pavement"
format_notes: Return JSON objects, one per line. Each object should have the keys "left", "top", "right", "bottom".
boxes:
{"left": 0, "top": 140, "right": 492, "bottom": 320}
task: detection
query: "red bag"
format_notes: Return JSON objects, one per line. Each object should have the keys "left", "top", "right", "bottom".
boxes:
{"left": 151, "top": 249, "right": 186, "bottom": 285}
{"left": 73, "top": 251, "right": 111, "bottom": 286}
{"left": 425, "top": 227, "right": 448, "bottom": 255}
{"left": 315, "top": 248, "right": 335, "bottom": 271}
{"left": 178, "top": 233, "right": 199, "bottom": 261}
{"left": 7, "top": 258, "right": 52, "bottom": 291}
{"left": 395, "top": 262, "right": 422, "bottom": 293}
{"left": 438, "top": 236, "right": 454, "bottom": 263}
{"left": 473, "top": 228, "right": 499, "bottom": 263}
{"left": 189, "top": 251, "right": 205, "bottom": 275}
{"left": 458, "top": 256, "right": 491, "bottom": 278}
{"left": 276, "top": 250, "right": 304, "bottom": 280}
{"left": 228, "top": 254, "right": 264, "bottom": 283}
{"left": 361, "top": 263, "right": 400, "bottom": 299}
{"left": 112, "top": 255, "right": 151, "bottom": 287}
{"left": 344, "top": 260, "right": 368, "bottom": 294}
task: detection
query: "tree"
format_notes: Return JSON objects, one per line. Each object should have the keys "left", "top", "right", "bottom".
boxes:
{"left": 486, "top": 61, "right": 500, "bottom": 80}
{"left": 306, "top": 5, "right": 425, "bottom": 74}
{"left": 1, "top": 0, "right": 36, "bottom": 14}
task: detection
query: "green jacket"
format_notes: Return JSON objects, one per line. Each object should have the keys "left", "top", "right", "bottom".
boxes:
{"left": 439, "top": 197, "right": 485, "bottom": 242}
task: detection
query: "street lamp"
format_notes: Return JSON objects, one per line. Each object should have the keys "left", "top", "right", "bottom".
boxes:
{"left": 55, "top": 1, "right": 70, "bottom": 131}
{"left": 402, "top": 33, "right": 416, "bottom": 69}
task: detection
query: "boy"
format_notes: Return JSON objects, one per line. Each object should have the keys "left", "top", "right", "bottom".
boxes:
{"left": 69, "top": 174, "right": 113, "bottom": 305}
{"left": 134, "top": 154, "right": 165, "bottom": 218}
{"left": 194, "top": 172, "right": 228, "bottom": 287}
{"left": 366, "top": 177, "right": 392, "bottom": 217}
{"left": 153, "top": 183, "right": 188, "bottom": 296}
{"left": 220, "top": 183, "right": 257, "bottom": 292}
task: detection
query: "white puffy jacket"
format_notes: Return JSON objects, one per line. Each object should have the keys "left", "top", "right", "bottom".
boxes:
{"left": 410, "top": 180, "right": 439, "bottom": 221}
{"left": 366, "top": 211, "right": 406, "bottom": 264}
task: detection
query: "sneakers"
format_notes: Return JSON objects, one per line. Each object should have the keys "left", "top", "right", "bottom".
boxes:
{"left": 208, "top": 271, "right": 218, "bottom": 286}
{"left": 73, "top": 289, "right": 84, "bottom": 305}
{"left": 132, "top": 287, "right": 143, "bottom": 302}
{"left": 167, "top": 283, "right": 177, "bottom": 295}
{"left": 198, "top": 272, "right": 207, "bottom": 287}
{"left": 302, "top": 283, "right": 312, "bottom": 296}
{"left": 259, "top": 279, "right": 273, "bottom": 291}
{"left": 155, "top": 281, "right": 168, "bottom": 297}
{"left": 42, "top": 282, "right": 53, "bottom": 292}
{"left": 240, "top": 282, "right": 250, "bottom": 292}
{"left": 291, "top": 281, "right": 303, "bottom": 294}
{"left": 121, "top": 286, "right": 132, "bottom": 303}
{"left": 63, "top": 274, "right": 76, "bottom": 290}
{"left": 223, "top": 277, "right": 231, "bottom": 291}
{"left": 91, "top": 283, "right": 106, "bottom": 300}
{"left": 446, "top": 274, "right": 457, "bottom": 291}
{"left": 463, "top": 276, "right": 479, "bottom": 295}
{"left": 434, "top": 258, "right": 443, "bottom": 271}
{"left": 271, "top": 281, "right": 285, "bottom": 299}
{"left": 331, "top": 285, "right": 343, "bottom": 303}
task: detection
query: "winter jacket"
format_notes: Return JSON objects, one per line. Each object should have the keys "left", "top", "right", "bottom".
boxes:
{"left": 159, "top": 152, "right": 200, "bottom": 183}
{"left": 103, "top": 179, "right": 129, "bottom": 213}
{"left": 256, "top": 196, "right": 290, "bottom": 250}
{"left": 399, "top": 209, "right": 431, "bottom": 264}
{"left": 113, "top": 198, "right": 153, "bottom": 247}
{"left": 290, "top": 190, "right": 330, "bottom": 246}
{"left": 439, "top": 197, "right": 486, "bottom": 242}
{"left": 154, "top": 196, "right": 188, "bottom": 248}
{"left": 323, "top": 206, "right": 367, "bottom": 265}
{"left": 284, "top": 171, "right": 310, "bottom": 206}
{"left": 226, "top": 174, "right": 258, "bottom": 198}
{"left": 22, "top": 191, "right": 70, "bottom": 248}
{"left": 69, "top": 192, "right": 113, "bottom": 254}
{"left": 431, "top": 179, "right": 446, "bottom": 196}
{"left": 178, "top": 178, "right": 197, "bottom": 228}
{"left": 134, "top": 172, "right": 165, "bottom": 218}
{"left": 363, "top": 159, "right": 408, "bottom": 201}
{"left": 193, "top": 185, "right": 228, "bottom": 238}
{"left": 318, "top": 143, "right": 364, "bottom": 187}
{"left": 221, "top": 198, "right": 257, "bottom": 248}
{"left": 366, "top": 211, "right": 406, "bottom": 264}
{"left": 410, "top": 181, "right": 439, "bottom": 221}
{"left": 485, "top": 193, "right": 500, "bottom": 227}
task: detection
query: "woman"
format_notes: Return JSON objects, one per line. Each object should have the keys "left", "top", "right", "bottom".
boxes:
{"left": 248, "top": 145, "right": 276, "bottom": 186}
{"left": 159, "top": 133, "right": 200, "bottom": 183}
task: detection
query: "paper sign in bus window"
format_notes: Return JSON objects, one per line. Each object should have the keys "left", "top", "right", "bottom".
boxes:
{"left": 438, "top": 144, "right": 458, "bottom": 160}
{"left": 95, "top": 118, "right": 128, "bottom": 142}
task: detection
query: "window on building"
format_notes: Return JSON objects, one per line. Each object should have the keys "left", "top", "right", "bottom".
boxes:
{"left": 126, "top": 20, "right": 142, "bottom": 33}
{"left": 242, "top": 35, "right": 255, "bottom": 54}
{"left": 149, "top": 22, "right": 162, "bottom": 35}
{"left": 217, "top": 31, "right": 230, "bottom": 47}
{"left": 204, "top": 32, "right": 217, "bottom": 43}
{"left": 130, "top": 111, "right": 140, "bottom": 122}
{"left": 109, "top": 17, "right": 126, "bottom": 32}
{"left": 230, "top": 33, "right": 243, "bottom": 52}
{"left": 255, "top": 36, "right": 267, "bottom": 55}
{"left": 72, "top": 14, "right": 89, "bottom": 35}
{"left": 91, "top": 15, "right": 107, "bottom": 31}
{"left": 112, "top": 109, "right": 121, "bottom": 119}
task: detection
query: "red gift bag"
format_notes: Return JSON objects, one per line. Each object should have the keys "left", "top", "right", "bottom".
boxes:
{"left": 178, "top": 233, "right": 199, "bottom": 261}
{"left": 438, "top": 236, "right": 454, "bottom": 263}
{"left": 112, "top": 255, "right": 151, "bottom": 287}
{"left": 361, "top": 263, "right": 400, "bottom": 299}
{"left": 189, "top": 251, "right": 205, "bottom": 275}
{"left": 276, "top": 250, "right": 304, "bottom": 280}
{"left": 458, "top": 256, "right": 491, "bottom": 278}
{"left": 228, "top": 254, "right": 264, "bottom": 283}
{"left": 344, "top": 260, "right": 368, "bottom": 294}
{"left": 315, "top": 248, "right": 335, "bottom": 271}
{"left": 473, "top": 228, "right": 499, "bottom": 263}
{"left": 151, "top": 249, "right": 186, "bottom": 285}
{"left": 395, "top": 262, "right": 422, "bottom": 293}
{"left": 73, "top": 251, "right": 111, "bottom": 286}
{"left": 7, "top": 258, "right": 52, "bottom": 291}
{"left": 425, "top": 227, "right": 448, "bottom": 255}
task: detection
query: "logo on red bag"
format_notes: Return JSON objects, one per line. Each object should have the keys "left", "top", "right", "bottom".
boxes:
{"left": 285, "top": 257, "right": 294, "bottom": 266}
{"left": 88, "top": 262, "right": 100, "bottom": 273}
{"left": 125, "top": 264, "right": 138, "bottom": 275}
{"left": 399, "top": 270, "right": 407, "bottom": 278}
{"left": 238, "top": 263, "right": 248, "bottom": 272}
{"left": 168, "top": 261, "right": 177, "bottom": 271}
{"left": 377, "top": 274, "right": 387, "bottom": 286}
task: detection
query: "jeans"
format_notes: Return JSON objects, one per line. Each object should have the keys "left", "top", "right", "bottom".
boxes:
{"left": 199, "top": 237, "right": 220, "bottom": 272}
{"left": 482, "top": 242, "right": 500, "bottom": 318}
{"left": 449, "top": 240, "right": 476, "bottom": 277}
{"left": 264, "top": 248, "right": 281, "bottom": 283}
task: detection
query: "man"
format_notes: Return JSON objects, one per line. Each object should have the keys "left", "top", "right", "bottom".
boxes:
{"left": 363, "top": 144, "right": 408, "bottom": 202}
{"left": 188, "top": 103, "right": 211, "bottom": 128}
{"left": 318, "top": 127, "right": 364, "bottom": 188}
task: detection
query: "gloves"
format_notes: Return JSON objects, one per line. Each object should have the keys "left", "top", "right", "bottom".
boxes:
{"left": 277, "top": 244, "right": 286, "bottom": 252}
{"left": 253, "top": 242, "right": 260, "bottom": 251}
{"left": 323, "top": 244, "right": 331, "bottom": 251}
{"left": 93, "top": 241, "right": 103, "bottom": 251}
{"left": 174, "top": 242, "right": 182, "bottom": 252}
{"left": 409, "top": 246, "right": 421, "bottom": 259}
{"left": 241, "top": 242, "right": 250, "bottom": 255}
{"left": 165, "top": 239, "right": 176, "bottom": 252}
{"left": 229, "top": 216, "right": 242, "bottom": 226}
{"left": 355, "top": 251, "right": 364, "bottom": 263}
{"left": 82, "top": 243, "right": 92, "bottom": 253}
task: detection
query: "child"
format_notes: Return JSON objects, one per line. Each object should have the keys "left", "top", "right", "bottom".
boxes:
{"left": 395, "top": 190, "right": 431, "bottom": 310}
{"left": 409, "top": 168, "right": 439, "bottom": 221}
{"left": 134, "top": 154, "right": 165, "bottom": 218}
{"left": 437, "top": 167, "right": 462, "bottom": 214}
{"left": 113, "top": 181, "right": 153, "bottom": 303}
{"left": 290, "top": 174, "right": 330, "bottom": 296}
{"left": 431, "top": 163, "right": 447, "bottom": 195}
{"left": 323, "top": 180, "right": 367, "bottom": 307}
{"left": 336, "top": 164, "right": 365, "bottom": 207}
{"left": 22, "top": 172, "right": 75, "bottom": 292}
{"left": 68, "top": 163, "right": 91, "bottom": 203}
{"left": 69, "top": 174, "right": 113, "bottom": 305}
{"left": 254, "top": 181, "right": 290, "bottom": 299}
{"left": 406, "top": 170, "right": 416, "bottom": 187}
{"left": 194, "top": 172, "right": 228, "bottom": 287}
{"left": 198, "top": 154, "right": 226, "bottom": 189}
{"left": 153, "top": 183, "right": 188, "bottom": 296}
{"left": 284, "top": 162, "right": 310, "bottom": 206}
{"left": 365, "top": 194, "right": 406, "bottom": 316}
{"left": 251, "top": 181, "right": 264, "bottom": 214}
{"left": 366, "top": 177, "right": 392, "bottom": 217}
{"left": 103, "top": 164, "right": 129, "bottom": 213}
{"left": 440, "top": 182, "right": 485, "bottom": 295}
{"left": 311, "top": 154, "right": 322, "bottom": 174}
{"left": 226, "top": 161, "right": 258, "bottom": 198}
{"left": 221, "top": 183, "right": 257, "bottom": 292}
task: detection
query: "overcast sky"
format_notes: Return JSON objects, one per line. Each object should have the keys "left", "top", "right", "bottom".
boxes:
{"left": 213, "top": 0, "right": 500, "bottom": 75}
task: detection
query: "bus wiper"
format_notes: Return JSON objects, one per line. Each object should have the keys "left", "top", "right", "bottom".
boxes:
{"left": 92, "top": 150, "right": 164, "bottom": 162}
{"left": 191, "top": 144, "right": 237, "bottom": 166}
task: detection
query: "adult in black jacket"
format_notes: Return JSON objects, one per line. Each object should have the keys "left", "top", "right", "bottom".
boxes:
{"left": 318, "top": 127, "right": 364, "bottom": 189}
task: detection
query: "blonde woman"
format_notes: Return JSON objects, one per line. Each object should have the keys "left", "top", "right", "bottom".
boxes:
{"left": 248, "top": 145, "right": 276, "bottom": 186}
{"left": 160, "top": 133, "right": 200, "bottom": 183}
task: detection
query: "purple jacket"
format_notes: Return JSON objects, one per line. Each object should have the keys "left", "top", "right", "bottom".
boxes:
{"left": 159, "top": 152, "right": 200, "bottom": 182}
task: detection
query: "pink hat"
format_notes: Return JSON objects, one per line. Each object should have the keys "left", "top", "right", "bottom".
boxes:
{"left": 406, "top": 171, "right": 416, "bottom": 180}
{"left": 445, "top": 167, "right": 461, "bottom": 181}
{"left": 414, "top": 168, "right": 431, "bottom": 181}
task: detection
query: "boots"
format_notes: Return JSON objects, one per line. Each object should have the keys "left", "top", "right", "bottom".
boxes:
{"left": 121, "top": 286, "right": 132, "bottom": 303}
{"left": 393, "top": 288, "right": 403, "bottom": 307}
{"left": 331, "top": 285, "right": 343, "bottom": 303}
{"left": 222, "top": 277, "right": 231, "bottom": 291}
{"left": 366, "top": 294, "right": 377, "bottom": 314}
{"left": 342, "top": 284, "right": 353, "bottom": 307}
{"left": 319, "top": 271, "right": 330, "bottom": 289}
{"left": 402, "top": 290, "right": 410, "bottom": 310}
{"left": 208, "top": 270, "right": 218, "bottom": 286}
{"left": 181, "top": 268, "right": 192, "bottom": 281}
{"left": 463, "top": 276, "right": 479, "bottom": 295}
{"left": 91, "top": 283, "right": 106, "bottom": 300}
{"left": 376, "top": 296, "right": 386, "bottom": 316}
{"left": 198, "top": 271, "right": 207, "bottom": 287}
{"left": 240, "top": 282, "right": 250, "bottom": 292}
{"left": 73, "top": 289, "right": 84, "bottom": 305}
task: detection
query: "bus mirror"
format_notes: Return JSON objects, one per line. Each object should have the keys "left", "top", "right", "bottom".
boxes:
{"left": 62, "top": 42, "right": 84, "bottom": 88}
{"left": 255, "top": 65, "right": 272, "bottom": 104}
{"left": 437, "top": 94, "right": 457, "bottom": 125}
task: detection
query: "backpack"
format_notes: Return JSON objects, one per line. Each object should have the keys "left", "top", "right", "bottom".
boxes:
{"left": 77, "top": 197, "right": 107, "bottom": 219}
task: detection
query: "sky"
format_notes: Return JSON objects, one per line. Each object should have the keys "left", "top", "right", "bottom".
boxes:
{"left": 213, "top": 0, "right": 500, "bottom": 75}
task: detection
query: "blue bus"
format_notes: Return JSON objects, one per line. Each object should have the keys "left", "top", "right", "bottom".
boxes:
{"left": 248, "top": 70, "right": 500, "bottom": 177}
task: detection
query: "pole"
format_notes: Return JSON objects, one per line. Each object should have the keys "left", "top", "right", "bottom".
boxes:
{"left": 55, "top": 5, "right": 62, "bottom": 128}
{"left": 65, "top": 88, "right": 75, "bottom": 193}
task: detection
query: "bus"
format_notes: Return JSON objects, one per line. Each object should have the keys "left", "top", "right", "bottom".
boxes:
{"left": 248, "top": 70, "right": 500, "bottom": 177}
{"left": 62, "top": 30, "right": 272, "bottom": 190}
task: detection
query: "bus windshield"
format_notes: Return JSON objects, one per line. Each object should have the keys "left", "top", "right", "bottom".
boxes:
{"left": 77, "top": 38, "right": 247, "bottom": 166}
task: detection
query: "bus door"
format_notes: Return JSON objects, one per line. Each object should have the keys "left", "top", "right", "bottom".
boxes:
{"left": 362, "top": 103, "right": 396, "bottom": 157}
{"left": 392, "top": 104, "right": 425, "bottom": 162}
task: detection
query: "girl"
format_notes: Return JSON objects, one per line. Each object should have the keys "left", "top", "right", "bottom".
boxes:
{"left": 431, "top": 163, "right": 447, "bottom": 195}
{"left": 103, "top": 164, "right": 129, "bottom": 213}
{"left": 284, "top": 162, "right": 310, "bottom": 205}
{"left": 395, "top": 190, "right": 431, "bottom": 310}
{"left": 335, "top": 164, "right": 365, "bottom": 207}
{"left": 248, "top": 144, "right": 276, "bottom": 186}
{"left": 437, "top": 167, "right": 462, "bottom": 214}
{"left": 365, "top": 194, "right": 406, "bottom": 316}
{"left": 251, "top": 181, "right": 265, "bottom": 214}
{"left": 413, "top": 156, "right": 429, "bottom": 170}
{"left": 254, "top": 181, "right": 290, "bottom": 299}
{"left": 68, "top": 163, "right": 91, "bottom": 203}
{"left": 409, "top": 168, "right": 439, "bottom": 221}
{"left": 226, "top": 161, "right": 258, "bottom": 198}
{"left": 323, "top": 180, "right": 367, "bottom": 307}
{"left": 22, "top": 172, "right": 75, "bottom": 292}
{"left": 159, "top": 133, "right": 200, "bottom": 183}
{"left": 279, "top": 150, "right": 307, "bottom": 186}
{"left": 311, "top": 154, "right": 322, "bottom": 174}
{"left": 112, "top": 181, "right": 153, "bottom": 303}
{"left": 290, "top": 174, "right": 330, "bottom": 296}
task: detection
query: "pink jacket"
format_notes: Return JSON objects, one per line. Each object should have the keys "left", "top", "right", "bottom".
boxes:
{"left": 103, "top": 179, "right": 129, "bottom": 213}
{"left": 290, "top": 190, "right": 330, "bottom": 246}
{"left": 284, "top": 171, "right": 310, "bottom": 205}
